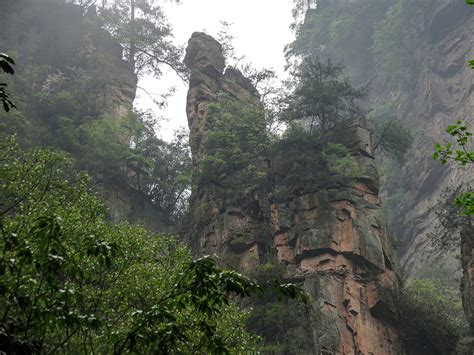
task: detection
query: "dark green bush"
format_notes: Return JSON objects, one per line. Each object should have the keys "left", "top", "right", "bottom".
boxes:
{"left": 396, "top": 279, "right": 468, "bottom": 354}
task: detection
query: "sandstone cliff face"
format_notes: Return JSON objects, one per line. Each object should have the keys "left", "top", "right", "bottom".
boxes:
{"left": 373, "top": 1, "right": 474, "bottom": 277}
{"left": 184, "top": 32, "right": 265, "bottom": 269}
{"left": 185, "top": 32, "right": 401, "bottom": 354}
{"left": 294, "top": 0, "right": 474, "bottom": 334}
{"left": 366, "top": 1, "right": 474, "bottom": 331}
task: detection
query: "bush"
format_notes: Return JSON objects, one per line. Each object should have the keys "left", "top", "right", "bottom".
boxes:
{"left": 271, "top": 126, "right": 361, "bottom": 193}
{"left": 196, "top": 94, "right": 269, "bottom": 197}
{"left": 0, "top": 134, "right": 257, "bottom": 353}
{"left": 395, "top": 279, "right": 468, "bottom": 354}
{"left": 245, "top": 262, "right": 314, "bottom": 354}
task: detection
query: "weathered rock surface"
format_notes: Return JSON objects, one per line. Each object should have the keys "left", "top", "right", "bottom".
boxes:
{"left": 293, "top": 0, "right": 474, "bottom": 339}
{"left": 184, "top": 32, "right": 264, "bottom": 269}
{"left": 461, "top": 227, "right": 474, "bottom": 335}
{"left": 0, "top": 0, "right": 165, "bottom": 231}
{"left": 185, "top": 32, "right": 401, "bottom": 354}
{"left": 367, "top": 1, "right": 474, "bottom": 332}
{"left": 270, "top": 120, "right": 400, "bottom": 354}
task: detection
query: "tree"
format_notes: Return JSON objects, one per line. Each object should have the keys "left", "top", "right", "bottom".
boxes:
{"left": 367, "top": 103, "right": 413, "bottom": 160}
{"left": 0, "top": 52, "right": 16, "bottom": 112}
{"left": 433, "top": 120, "right": 473, "bottom": 216}
{"left": 197, "top": 95, "right": 269, "bottom": 198}
{"left": 126, "top": 116, "right": 192, "bottom": 224}
{"left": 0, "top": 133, "right": 307, "bottom": 353}
{"left": 270, "top": 126, "right": 361, "bottom": 193}
{"left": 98, "top": 0, "right": 186, "bottom": 79}
{"left": 283, "top": 57, "right": 366, "bottom": 133}
{"left": 395, "top": 279, "right": 467, "bottom": 354}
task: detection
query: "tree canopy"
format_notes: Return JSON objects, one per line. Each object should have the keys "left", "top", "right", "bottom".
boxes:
{"left": 283, "top": 57, "right": 366, "bottom": 133}
{"left": 0, "top": 133, "right": 307, "bottom": 353}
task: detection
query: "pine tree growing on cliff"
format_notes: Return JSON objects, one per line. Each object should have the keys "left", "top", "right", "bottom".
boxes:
{"left": 283, "top": 57, "right": 366, "bottom": 133}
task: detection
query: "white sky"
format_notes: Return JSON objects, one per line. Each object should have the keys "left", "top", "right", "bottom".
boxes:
{"left": 134, "top": 0, "right": 296, "bottom": 141}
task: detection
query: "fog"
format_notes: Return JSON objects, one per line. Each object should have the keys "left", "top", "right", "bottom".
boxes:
{"left": 135, "top": 0, "right": 295, "bottom": 141}
{"left": 1, "top": 1, "right": 473, "bottom": 353}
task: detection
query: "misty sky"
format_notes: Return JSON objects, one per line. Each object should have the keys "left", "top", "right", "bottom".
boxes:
{"left": 135, "top": 0, "right": 295, "bottom": 141}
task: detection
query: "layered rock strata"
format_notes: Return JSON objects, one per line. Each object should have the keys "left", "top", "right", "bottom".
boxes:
{"left": 295, "top": 0, "right": 474, "bottom": 333}
{"left": 184, "top": 32, "right": 265, "bottom": 269}
{"left": 184, "top": 32, "right": 401, "bottom": 354}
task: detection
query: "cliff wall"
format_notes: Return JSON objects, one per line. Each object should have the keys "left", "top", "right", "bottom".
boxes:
{"left": 184, "top": 32, "right": 401, "bottom": 354}
{"left": 293, "top": 0, "right": 474, "bottom": 334}
{"left": 0, "top": 0, "right": 166, "bottom": 231}
{"left": 369, "top": 1, "right": 474, "bottom": 332}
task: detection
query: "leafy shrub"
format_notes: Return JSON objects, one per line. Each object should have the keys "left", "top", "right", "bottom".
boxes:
{"left": 245, "top": 262, "right": 314, "bottom": 354}
{"left": 271, "top": 126, "right": 361, "bottom": 193}
{"left": 0, "top": 134, "right": 255, "bottom": 353}
{"left": 196, "top": 95, "right": 269, "bottom": 197}
{"left": 395, "top": 279, "right": 468, "bottom": 354}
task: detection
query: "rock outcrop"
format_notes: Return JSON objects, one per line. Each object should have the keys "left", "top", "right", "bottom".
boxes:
{"left": 184, "top": 32, "right": 401, "bottom": 354}
{"left": 293, "top": 0, "right": 474, "bottom": 335}
{"left": 184, "top": 32, "right": 265, "bottom": 269}
{"left": 367, "top": 1, "right": 474, "bottom": 332}
{"left": 269, "top": 119, "right": 400, "bottom": 354}
{"left": 0, "top": 0, "right": 166, "bottom": 231}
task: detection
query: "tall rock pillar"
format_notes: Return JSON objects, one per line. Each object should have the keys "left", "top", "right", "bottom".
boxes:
{"left": 184, "top": 32, "right": 402, "bottom": 353}
{"left": 184, "top": 32, "right": 265, "bottom": 269}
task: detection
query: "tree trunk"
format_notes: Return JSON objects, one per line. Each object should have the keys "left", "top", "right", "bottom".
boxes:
{"left": 129, "top": 0, "right": 136, "bottom": 68}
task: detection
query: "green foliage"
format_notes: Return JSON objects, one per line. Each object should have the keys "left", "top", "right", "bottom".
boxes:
{"left": 98, "top": 0, "right": 186, "bottom": 78}
{"left": 433, "top": 120, "right": 474, "bottom": 216}
{"left": 128, "top": 121, "right": 192, "bottom": 224}
{"left": 0, "top": 4, "right": 192, "bottom": 226}
{"left": 245, "top": 262, "right": 314, "bottom": 354}
{"left": 372, "top": 0, "right": 431, "bottom": 87}
{"left": 368, "top": 103, "right": 413, "bottom": 160}
{"left": 197, "top": 95, "right": 269, "bottom": 197}
{"left": 0, "top": 133, "right": 307, "bottom": 353}
{"left": 283, "top": 58, "right": 366, "bottom": 133}
{"left": 395, "top": 279, "right": 468, "bottom": 354}
{"left": 433, "top": 120, "right": 474, "bottom": 166}
{"left": 271, "top": 126, "right": 361, "bottom": 193}
{"left": 0, "top": 52, "right": 16, "bottom": 112}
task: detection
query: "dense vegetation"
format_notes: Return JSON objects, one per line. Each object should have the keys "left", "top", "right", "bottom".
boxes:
{"left": 1, "top": 0, "right": 473, "bottom": 353}
{"left": 0, "top": 1, "right": 310, "bottom": 353}
{"left": 0, "top": 132, "right": 309, "bottom": 353}
{"left": 395, "top": 279, "right": 468, "bottom": 354}
{"left": 0, "top": 0, "right": 191, "bottom": 227}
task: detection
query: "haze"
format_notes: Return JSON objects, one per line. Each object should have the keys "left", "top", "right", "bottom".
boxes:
{"left": 135, "top": 0, "right": 295, "bottom": 141}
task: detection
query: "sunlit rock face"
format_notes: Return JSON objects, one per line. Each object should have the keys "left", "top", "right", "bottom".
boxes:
{"left": 184, "top": 32, "right": 401, "bottom": 354}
